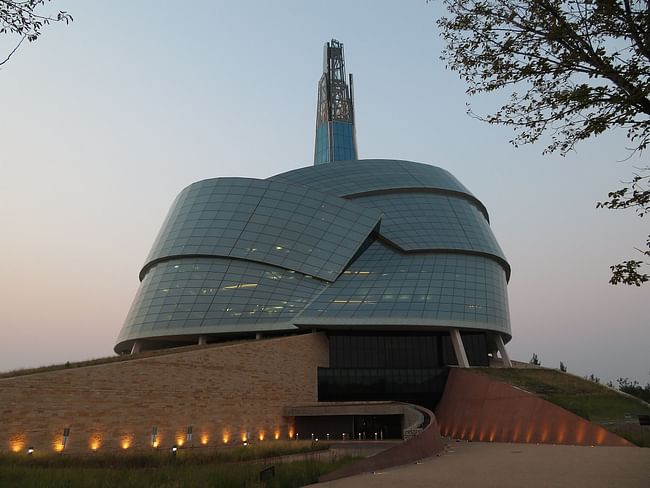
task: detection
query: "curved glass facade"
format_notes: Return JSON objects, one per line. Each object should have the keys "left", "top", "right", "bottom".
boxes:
{"left": 271, "top": 159, "right": 476, "bottom": 201}
{"left": 118, "top": 258, "right": 327, "bottom": 345}
{"left": 144, "top": 178, "right": 380, "bottom": 282}
{"left": 295, "top": 240, "right": 510, "bottom": 335}
{"left": 115, "top": 159, "right": 511, "bottom": 354}
{"left": 351, "top": 192, "right": 508, "bottom": 269}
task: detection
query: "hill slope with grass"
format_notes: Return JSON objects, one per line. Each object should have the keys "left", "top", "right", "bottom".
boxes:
{"left": 475, "top": 368, "right": 650, "bottom": 446}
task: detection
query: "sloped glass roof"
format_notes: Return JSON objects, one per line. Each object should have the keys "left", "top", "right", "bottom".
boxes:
{"left": 142, "top": 178, "right": 381, "bottom": 282}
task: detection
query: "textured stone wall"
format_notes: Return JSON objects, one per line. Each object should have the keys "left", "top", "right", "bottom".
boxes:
{"left": 0, "top": 333, "right": 329, "bottom": 454}
{"left": 436, "top": 368, "right": 631, "bottom": 447}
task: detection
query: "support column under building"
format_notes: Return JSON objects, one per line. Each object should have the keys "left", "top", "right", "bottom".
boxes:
{"left": 495, "top": 335, "right": 512, "bottom": 368}
{"left": 449, "top": 329, "right": 469, "bottom": 368}
{"left": 130, "top": 341, "right": 141, "bottom": 355}
{"left": 198, "top": 335, "right": 207, "bottom": 346}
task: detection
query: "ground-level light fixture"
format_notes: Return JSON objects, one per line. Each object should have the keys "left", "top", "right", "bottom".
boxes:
{"left": 171, "top": 445, "right": 178, "bottom": 458}
{"left": 61, "top": 427, "right": 70, "bottom": 452}
{"left": 27, "top": 447, "right": 34, "bottom": 456}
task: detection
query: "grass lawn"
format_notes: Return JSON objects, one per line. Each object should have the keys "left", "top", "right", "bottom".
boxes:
{"left": 0, "top": 458, "right": 357, "bottom": 488}
{"left": 0, "top": 443, "right": 359, "bottom": 488}
{"left": 475, "top": 368, "right": 650, "bottom": 446}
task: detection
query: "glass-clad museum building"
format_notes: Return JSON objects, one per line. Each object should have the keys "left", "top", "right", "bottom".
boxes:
{"left": 115, "top": 160, "right": 511, "bottom": 406}
{"left": 115, "top": 40, "right": 511, "bottom": 409}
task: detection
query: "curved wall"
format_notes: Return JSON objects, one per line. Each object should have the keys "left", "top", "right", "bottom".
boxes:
{"left": 142, "top": 178, "right": 381, "bottom": 282}
{"left": 436, "top": 369, "right": 632, "bottom": 446}
{"left": 115, "top": 159, "right": 511, "bottom": 354}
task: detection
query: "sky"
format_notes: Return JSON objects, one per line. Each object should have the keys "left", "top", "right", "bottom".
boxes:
{"left": 0, "top": 1, "right": 647, "bottom": 384}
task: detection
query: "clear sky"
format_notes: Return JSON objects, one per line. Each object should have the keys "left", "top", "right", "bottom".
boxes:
{"left": 0, "top": 1, "right": 647, "bottom": 384}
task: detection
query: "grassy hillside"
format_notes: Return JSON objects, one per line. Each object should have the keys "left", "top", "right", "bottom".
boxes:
{"left": 475, "top": 368, "right": 650, "bottom": 447}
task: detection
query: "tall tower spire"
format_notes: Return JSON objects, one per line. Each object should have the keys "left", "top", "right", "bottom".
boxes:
{"left": 314, "top": 39, "right": 358, "bottom": 165}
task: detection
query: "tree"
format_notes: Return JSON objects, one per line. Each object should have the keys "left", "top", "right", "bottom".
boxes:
{"left": 436, "top": 0, "right": 650, "bottom": 285}
{"left": 559, "top": 361, "right": 567, "bottom": 372}
{"left": 1, "top": 0, "right": 72, "bottom": 67}
{"left": 529, "top": 353, "right": 541, "bottom": 365}
{"left": 617, "top": 377, "right": 650, "bottom": 402}
{"left": 586, "top": 373, "right": 601, "bottom": 384}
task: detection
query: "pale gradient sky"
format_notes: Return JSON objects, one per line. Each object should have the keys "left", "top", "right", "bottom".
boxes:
{"left": 0, "top": 1, "right": 647, "bottom": 384}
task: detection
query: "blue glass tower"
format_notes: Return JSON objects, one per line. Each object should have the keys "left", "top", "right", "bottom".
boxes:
{"left": 314, "top": 39, "right": 358, "bottom": 165}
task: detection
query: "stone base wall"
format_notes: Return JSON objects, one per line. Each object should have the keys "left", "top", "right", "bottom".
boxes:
{"left": 1, "top": 333, "right": 329, "bottom": 455}
{"left": 435, "top": 368, "right": 631, "bottom": 447}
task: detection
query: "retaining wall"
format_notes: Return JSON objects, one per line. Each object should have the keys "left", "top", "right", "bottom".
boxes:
{"left": 436, "top": 368, "right": 631, "bottom": 446}
{"left": 0, "top": 333, "right": 329, "bottom": 454}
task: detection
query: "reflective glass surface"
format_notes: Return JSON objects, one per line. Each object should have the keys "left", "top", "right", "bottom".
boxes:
{"left": 352, "top": 193, "right": 507, "bottom": 262}
{"left": 144, "top": 178, "right": 381, "bottom": 282}
{"left": 314, "top": 124, "right": 329, "bottom": 165}
{"left": 296, "top": 240, "right": 510, "bottom": 333}
{"left": 116, "top": 258, "right": 326, "bottom": 344}
{"left": 314, "top": 122, "right": 357, "bottom": 165}
{"left": 116, "top": 159, "right": 512, "bottom": 352}
{"left": 318, "top": 332, "right": 488, "bottom": 408}
{"left": 271, "top": 159, "right": 476, "bottom": 200}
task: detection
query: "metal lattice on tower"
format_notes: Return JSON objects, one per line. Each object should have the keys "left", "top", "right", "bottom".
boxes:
{"left": 314, "top": 39, "right": 358, "bottom": 165}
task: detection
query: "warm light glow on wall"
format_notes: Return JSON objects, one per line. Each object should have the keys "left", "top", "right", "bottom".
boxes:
{"left": 152, "top": 440, "right": 159, "bottom": 448}
{"left": 241, "top": 433, "right": 248, "bottom": 442}
{"left": 54, "top": 441, "right": 64, "bottom": 453}
{"left": 525, "top": 426, "right": 534, "bottom": 443}
{"left": 176, "top": 438, "right": 185, "bottom": 447}
{"left": 222, "top": 433, "right": 230, "bottom": 444}
{"left": 10, "top": 441, "right": 24, "bottom": 453}
{"left": 87, "top": 433, "right": 102, "bottom": 452}
{"left": 288, "top": 428, "right": 294, "bottom": 439}
{"left": 120, "top": 435, "right": 133, "bottom": 450}
{"left": 556, "top": 422, "right": 566, "bottom": 443}
{"left": 274, "top": 431, "right": 280, "bottom": 440}
{"left": 258, "top": 432, "right": 265, "bottom": 441}
{"left": 540, "top": 425, "right": 549, "bottom": 443}
{"left": 512, "top": 421, "right": 522, "bottom": 443}
{"left": 200, "top": 434, "right": 209, "bottom": 445}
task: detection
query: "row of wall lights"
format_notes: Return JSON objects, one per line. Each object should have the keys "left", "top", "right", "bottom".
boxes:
{"left": 12, "top": 425, "right": 294, "bottom": 454}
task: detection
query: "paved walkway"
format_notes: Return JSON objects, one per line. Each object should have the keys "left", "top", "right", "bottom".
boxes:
{"left": 309, "top": 441, "right": 650, "bottom": 488}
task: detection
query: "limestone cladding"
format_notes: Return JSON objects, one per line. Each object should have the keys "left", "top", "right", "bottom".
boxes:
{"left": 0, "top": 333, "right": 329, "bottom": 454}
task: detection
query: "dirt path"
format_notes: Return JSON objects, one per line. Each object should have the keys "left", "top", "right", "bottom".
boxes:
{"left": 310, "top": 441, "right": 650, "bottom": 488}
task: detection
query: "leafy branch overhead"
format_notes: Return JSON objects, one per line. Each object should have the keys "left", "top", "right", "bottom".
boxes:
{"left": 0, "top": 0, "right": 72, "bottom": 66}
{"left": 436, "top": 0, "right": 649, "bottom": 285}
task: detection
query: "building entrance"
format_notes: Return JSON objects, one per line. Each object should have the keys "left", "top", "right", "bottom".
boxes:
{"left": 294, "top": 414, "right": 403, "bottom": 440}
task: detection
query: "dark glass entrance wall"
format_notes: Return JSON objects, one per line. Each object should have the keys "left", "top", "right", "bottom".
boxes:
{"left": 295, "top": 414, "right": 402, "bottom": 441}
{"left": 318, "top": 332, "right": 488, "bottom": 409}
